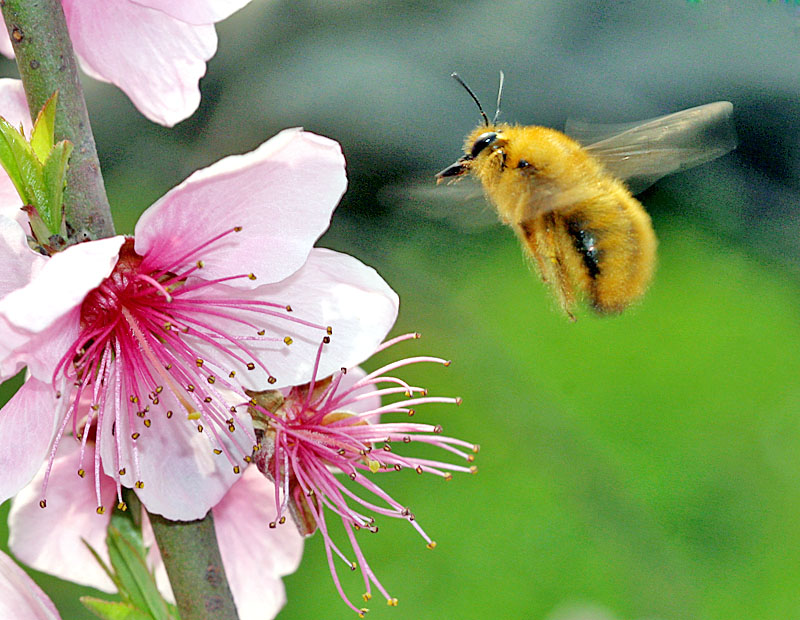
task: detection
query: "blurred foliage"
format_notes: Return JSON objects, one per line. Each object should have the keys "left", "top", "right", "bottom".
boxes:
{"left": 2, "top": 0, "right": 800, "bottom": 619}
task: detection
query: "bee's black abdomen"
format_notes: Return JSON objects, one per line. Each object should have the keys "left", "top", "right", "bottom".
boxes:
{"left": 567, "top": 221, "right": 601, "bottom": 279}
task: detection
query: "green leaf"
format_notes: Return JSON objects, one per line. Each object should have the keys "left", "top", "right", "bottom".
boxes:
{"left": 0, "top": 115, "right": 34, "bottom": 202}
{"left": 106, "top": 513, "right": 174, "bottom": 620}
{"left": 41, "top": 139, "right": 72, "bottom": 232}
{"left": 80, "top": 598, "right": 155, "bottom": 620}
{"left": 31, "top": 91, "right": 58, "bottom": 163}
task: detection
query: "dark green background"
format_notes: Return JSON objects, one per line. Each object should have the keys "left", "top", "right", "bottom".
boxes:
{"left": 2, "top": 1, "right": 800, "bottom": 619}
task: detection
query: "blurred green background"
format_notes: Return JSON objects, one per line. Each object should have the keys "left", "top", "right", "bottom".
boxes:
{"left": 3, "top": 1, "right": 800, "bottom": 619}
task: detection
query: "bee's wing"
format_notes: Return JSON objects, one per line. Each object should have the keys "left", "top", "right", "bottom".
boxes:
{"left": 378, "top": 176, "right": 500, "bottom": 232}
{"left": 565, "top": 101, "right": 737, "bottom": 194}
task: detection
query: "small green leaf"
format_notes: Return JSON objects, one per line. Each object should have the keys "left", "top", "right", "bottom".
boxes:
{"left": 41, "top": 139, "right": 72, "bottom": 233}
{"left": 106, "top": 513, "right": 173, "bottom": 620}
{"left": 80, "top": 598, "right": 155, "bottom": 620}
{"left": 31, "top": 92, "right": 58, "bottom": 163}
{"left": 0, "top": 116, "right": 34, "bottom": 202}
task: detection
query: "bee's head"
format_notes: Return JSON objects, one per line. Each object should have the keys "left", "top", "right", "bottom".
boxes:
{"left": 436, "top": 72, "right": 505, "bottom": 184}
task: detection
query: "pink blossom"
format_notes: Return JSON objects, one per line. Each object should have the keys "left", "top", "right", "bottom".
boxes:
{"left": 0, "top": 549, "right": 60, "bottom": 620}
{"left": 0, "top": 0, "right": 253, "bottom": 126}
{"left": 251, "top": 333, "right": 478, "bottom": 615}
{"left": 0, "top": 117, "right": 399, "bottom": 520}
{"left": 8, "top": 431, "right": 302, "bottom": 620}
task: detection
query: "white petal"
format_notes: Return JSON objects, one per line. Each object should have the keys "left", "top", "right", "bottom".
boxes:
{"left": 0, "top": 550, "right": 60, "bottom": 620}
{"left": 131, "top": 0, "right": 253, "bottom": 25}
{"left": 134, "top": 129, "right": 346, "bottom": 286}
{"left": 0, "top": 216, "right": 46, "bottom": 299}
{"left": 0, "top": 236, "right": 124, "bottom": 332}
{"left": 99, "top": 384, "right": 253, "bottom": 520}
{"left": 63, "top": 0, "right": 215, "bottom": 126}
{"left": 226, "top": 248, "right": 398, "bottom": 389}
{"left": 8, "top": 438, "right": 116, "bottom": 593}
{"left": 0, "top": 379, "right": 59, "bottom": 504}
{"left": 213, "top": 466, "right": 303, "bottom": 620}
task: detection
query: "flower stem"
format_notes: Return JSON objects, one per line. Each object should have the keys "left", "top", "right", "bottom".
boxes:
{"left": 148, "top": 509, "right": 240, "bottom": 620}
{"left": 1, "top": 0, "right": 114, "bottom": 241}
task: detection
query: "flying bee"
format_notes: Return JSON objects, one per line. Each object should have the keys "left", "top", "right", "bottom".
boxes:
{"left": 436, "top": 72, "right": 737, "bottom": 318}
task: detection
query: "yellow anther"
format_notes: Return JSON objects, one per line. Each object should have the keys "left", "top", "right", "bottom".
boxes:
{"left": 131, "top": 432, "right": 140, "bottom": 440}
{"left": 96, "top": 506, "right": 105, "bottom": 515}
{"left": 197, "top": 424, "right": 204, "bottom": 432}
{"left": 166, "top": 410, "right": 174, "bottom": 418}
{"left": 117, "top": 501, "right": 128, "bottom": 511}
{"left": 362, "top": 593, "right": 372, "bottom": 602}
{"left": 426, "top": 541, "right": 437, "bottom": 550}
{"left": 39, "top": 499, "right": 47, "bottom": 509}
{"left": 246, "top": 363, "right": 255, "bottom": 370}
{"left": 213, "top": 449, "right": 223, "bottom": 455}
{"left": 470, "top": 466, "right": 478, "bottom": 474}
{"left": 234, "top": 226, "right": 243, "bottom": 232}
{"left": 444, "top": 473, "right": 453, "bottom": 481}
{"left": 119, "top": 468, "right": 126, "bottom": 476}
{"left": 247, "top": 273, "right": 257, "bottom": 280}
{"left": 195, "top": 358, "right": 204, "bottom": 367}
{"left": 233, "top": 465, "right": 240, "bottom": 474}
{"left": 135, "top": 481, "right": 144, "bottom": 489}
{"left": 284, "top": 336, "right": 293, "bottom": 345}
{"left": 267, "top": 376, "right": 277, "bottom": 384}
{"left": 257, "top": 329, "right": 266, "bottom": 336}
{"left": 77, "top": 468, "right": 85, "bottom": 478}
{"left": 387, "top": 598, "right": 398, "bottom": 607}
{"left": 144, "top": 419, "right": 151, "bottom": 428}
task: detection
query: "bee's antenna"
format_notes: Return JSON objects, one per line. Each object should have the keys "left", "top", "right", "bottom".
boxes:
{"left": 451, "top": 72, "right": 490, "bottom": 127}
{"left": 493, "top": 71, "right": 505, "bottom": 124}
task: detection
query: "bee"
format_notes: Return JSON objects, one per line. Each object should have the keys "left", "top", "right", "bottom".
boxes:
{"left": 436, "top": 73, "right": 736, "bottom": 319}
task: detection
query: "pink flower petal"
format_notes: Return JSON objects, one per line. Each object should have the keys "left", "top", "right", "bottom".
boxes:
{"left": 0, "top": 217, "right": 46, "bottom": 302}
{"left": 8, "top": 438, "right": 116, "bottom": 593}
{"left": 99, "top": 385, "right": 253, "bottom": 520}
{"left": 218, "top": 248, "right": 399, "bottom": 389}
{"left": 62, "top": 0, "right": 217, "bottom": 126}
{"left": 0, "top": 379, "right": 59, "bottom": 504}
{"left": 0, "top": 550, "right": 60, "bottom": 620}
{"left": 0, "top": 31, "right": 12, "bottom": 58}
{"left": 0, "top": 309, "right": 80, "bottom": 383}
{"left": 131, "top": 0, "right": 252, "bottom": 25}
{"left": 135, "top": 129, "right": 346, "bottom": 286}
{"left": 0, "top": 236, "right": 124, "bottom": 333}
{"left": 213, "top": 466, "right": 303, "bottom": 620}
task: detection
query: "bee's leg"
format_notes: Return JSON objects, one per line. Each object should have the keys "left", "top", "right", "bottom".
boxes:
{"left": 518, "top": 214, "right": 577, "bottom": 320}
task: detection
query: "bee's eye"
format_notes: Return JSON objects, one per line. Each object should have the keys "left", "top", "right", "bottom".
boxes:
{"left": 470, "top": 132, "right": 498, "bottom": 158}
